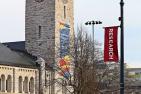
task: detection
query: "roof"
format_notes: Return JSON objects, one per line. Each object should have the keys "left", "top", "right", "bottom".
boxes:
{"left": 0, "top": 42, "right": 38, "bottom": 68}
{"left": 3, "top": 41, "right": 25, "bottom": 51}
{"left": 127, "top": 68, "right": 141, "bottom": 72}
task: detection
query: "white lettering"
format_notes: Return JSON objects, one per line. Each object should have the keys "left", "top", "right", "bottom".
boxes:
{"left": 109, "top": 28, "right": 114, "bottom": 60}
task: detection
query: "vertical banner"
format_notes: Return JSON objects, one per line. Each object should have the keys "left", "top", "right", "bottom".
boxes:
{"left": 58, "top": 56, "right": 71, "bottom": 79}
{"left": 60, "top": 22, "right": 70, "bottom": 57}
{"left": 104, "top": 26, "right": 119, "bottom": 62}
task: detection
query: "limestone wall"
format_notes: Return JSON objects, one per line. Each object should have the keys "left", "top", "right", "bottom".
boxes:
{"left": 25, "top": 0, "right": 55, "bottom": 63}
{"left": 0, "top": 65, "right": 38, "bottom": 94}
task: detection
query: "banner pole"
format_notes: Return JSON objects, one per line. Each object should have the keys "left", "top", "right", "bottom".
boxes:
{"left": 120, "top": 0, "right": 124, "bottom": 94}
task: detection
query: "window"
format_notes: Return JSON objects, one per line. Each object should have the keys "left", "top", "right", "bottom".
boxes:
{"left": 6, "top": 75, "right": 12, "bottom": 92}
{"left": 19, "top": 76, "right": 23, "bottom": 93}
{"left": 29, "top": 77, "right": 34, "bottom": 93}
{"left": 39, "top": 26, "right": 42, "bottom": 39}
{"left": 1, "top": 75, "right": 5, "bottom": 92}
{"left": 64, "top": 6, "right": 66, "bottom": 19}
{"left": 23, "top": 77, "right": 28, "bottom": 93}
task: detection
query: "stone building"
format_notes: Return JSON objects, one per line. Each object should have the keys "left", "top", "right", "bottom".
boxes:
{"left": 0, "top": 0, "right": 74, "bottom": 94}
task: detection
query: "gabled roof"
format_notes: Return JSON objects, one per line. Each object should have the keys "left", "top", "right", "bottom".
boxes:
{"left": 0, "top": 43, "right": 38, "bottom": 68}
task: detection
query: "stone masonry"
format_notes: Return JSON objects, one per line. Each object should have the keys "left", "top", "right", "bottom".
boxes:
{"left": 25, "top": 0, "right": 74, "bottom": 94}
{"left": 25, "top": 0, "right": 56, "bottom": 64}
{"left": 25, "top": 0, "right": 74, "bottom": 64}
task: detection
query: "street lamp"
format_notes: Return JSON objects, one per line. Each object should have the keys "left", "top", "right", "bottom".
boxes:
{"left": 120, "top": 0, "right": 124, "bottom": 94}
{"left": 85, "top": 20, "right": 102, "bottom": 60}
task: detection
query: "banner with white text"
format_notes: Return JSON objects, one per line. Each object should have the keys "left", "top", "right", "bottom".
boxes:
{"left": 104, "top": 26, "right": 119, "bottom": 62}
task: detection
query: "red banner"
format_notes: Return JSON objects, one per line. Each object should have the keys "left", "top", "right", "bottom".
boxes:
{"left": 104, "top": 26, "right": 119, "bottom": 62}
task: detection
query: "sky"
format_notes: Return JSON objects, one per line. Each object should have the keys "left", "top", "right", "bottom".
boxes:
{"left": 0, "top": 0, "right": 141, "bottom": 67}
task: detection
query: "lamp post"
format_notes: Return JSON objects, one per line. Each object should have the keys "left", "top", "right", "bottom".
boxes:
{"left": 85, "top": 20, "right": 102, "bottom": 60}
{"left": 120, "top": 0, "right": 124, "bottom": 94}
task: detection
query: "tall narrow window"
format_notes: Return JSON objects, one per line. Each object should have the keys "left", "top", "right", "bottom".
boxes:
{"left": 64, "top": 6, "right": 66, "bottom": 19}
{"left": 1, "top": 75, "right": 5, "bottom": 92}
{"left": 18, "top": 76, "right": 23, "bottom": 93}
{"left": 39, "top": 26, "right": 41, "bottom": 39}
{"left": 23, "top": 77, "right": 28, "bottom": 93}
{"left": 6, "top": 75, "right": 12, "bottom": 92}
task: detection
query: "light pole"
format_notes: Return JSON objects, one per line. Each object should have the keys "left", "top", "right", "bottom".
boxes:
{"left": 85, "top": 21, "right": 102, "bottom": 60}
{"left": 120, "top": 0, "right": 124, "bottom": 94}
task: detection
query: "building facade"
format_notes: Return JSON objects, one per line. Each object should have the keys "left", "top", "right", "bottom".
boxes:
{"left": 0, "top": 0, "right": 74, "bottom": 94}
{"left": 0, "top": 65, "right": 38, "bottom": 94}
{"left": 25, "top": 0, "right": 74, "bottom": 62}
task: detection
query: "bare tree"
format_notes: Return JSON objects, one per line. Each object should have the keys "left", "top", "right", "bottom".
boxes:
{"left": 46, "top": 26, "right": 104, "bottom": 94}
{"left": 45, "top": 26, "right": 136, "bottom": 94}
{"left": 71, "top": 27, "right": 137, "bottom": 94}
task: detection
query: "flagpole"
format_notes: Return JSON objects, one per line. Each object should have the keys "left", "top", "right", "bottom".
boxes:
{"left": 120, "top": 0, "right": 124, "bottom": 94}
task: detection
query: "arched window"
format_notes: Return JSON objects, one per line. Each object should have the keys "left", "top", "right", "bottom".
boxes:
{"left": 6, "top": 75, "right": 12, "bottom": 92}
{"left": 18, "top": 76, "right": 23, "bottom": 93}
{"left": 23, "top": 77, "right": 28, "bottom": 93}
{"left": 29, "top": 77, "right": 34, "bottom": 94}
{"left": 1, "top": 74, "right": 5, "bottom": 92}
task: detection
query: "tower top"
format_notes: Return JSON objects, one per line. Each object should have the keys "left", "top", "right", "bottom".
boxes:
{"left": 25, "top": 0, "right": 74, "bottom": 63}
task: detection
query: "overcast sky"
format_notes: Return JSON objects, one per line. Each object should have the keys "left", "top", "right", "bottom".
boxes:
{"left": 0, "top": 0, "right": 141, "bottom": 67}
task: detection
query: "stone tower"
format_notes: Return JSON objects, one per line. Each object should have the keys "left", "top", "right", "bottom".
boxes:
{"left": 25, "top": 0, "right": 74, "bottom": 65}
